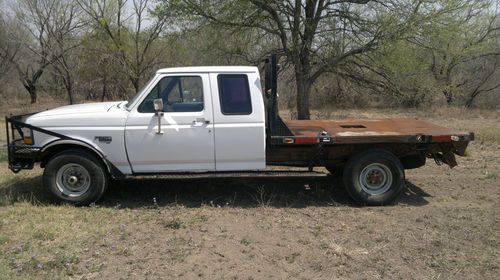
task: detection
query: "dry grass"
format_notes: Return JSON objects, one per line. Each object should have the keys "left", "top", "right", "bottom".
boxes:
{"left": 477, "top": 126, "right": 500, "bottom": 144}
{"left": 0, "top": 97, "right": 67, "bottom": 117}
{"left": 0, "top": 102, "right": 499, "bottom": 279}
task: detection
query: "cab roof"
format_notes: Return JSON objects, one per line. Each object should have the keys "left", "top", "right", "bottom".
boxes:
{"left": 156, "top": 66, "right": 259, "bottom": 74}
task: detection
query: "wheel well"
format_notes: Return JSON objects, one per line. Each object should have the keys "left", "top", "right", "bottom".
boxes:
{"left": 40, "top": 144, "right": 106, "bottom": 170}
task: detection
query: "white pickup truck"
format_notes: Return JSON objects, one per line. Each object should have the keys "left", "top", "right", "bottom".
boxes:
{"left": 6, "top": 55, "right": 473, "bottom": 205}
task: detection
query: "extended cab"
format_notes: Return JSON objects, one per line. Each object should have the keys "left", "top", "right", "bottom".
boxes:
{"left": 6, "top": 55, "right": 473, "bottom": 205}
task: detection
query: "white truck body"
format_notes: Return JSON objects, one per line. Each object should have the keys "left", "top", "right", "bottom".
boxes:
{"left": 26, "top": 66, "right": 266, "bottom": 174}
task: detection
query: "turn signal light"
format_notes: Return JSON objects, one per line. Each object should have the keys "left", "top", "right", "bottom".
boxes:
{"left": 22, "top": 128, "right": 33, "bottom": 145}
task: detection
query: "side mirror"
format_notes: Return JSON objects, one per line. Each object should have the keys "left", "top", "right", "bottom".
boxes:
{"left": 153, "top": 98, "right": 163, "bottom": 112}
{"left": 153, "top": 98, "right": 164, "bottom": 135}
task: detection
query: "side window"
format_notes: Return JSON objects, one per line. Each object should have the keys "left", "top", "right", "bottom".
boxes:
{"left": 138, "top": 76, "right": 204, "bottom": 113}
{"left": 218, "top": 74, "right": 252, "bottom": 115}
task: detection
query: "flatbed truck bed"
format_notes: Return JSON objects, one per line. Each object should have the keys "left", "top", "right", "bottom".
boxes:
{"left": 286, "top": 118, "right": 470, "bottom": 142}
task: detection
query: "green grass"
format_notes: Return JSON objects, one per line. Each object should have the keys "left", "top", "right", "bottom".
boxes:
{"left": 0, "top": 168, "right": 214, "bottom": 279}
{"left": 0, "top": 171, "right": 45, "bottom": 207}
{"left": 484, "top": 171, "right": 498, "bottom": 180}
{"left": 0, "top": 149, "right": 7, "bottom": 163}
{"left": 0, "top": 203, "right": 129, "bottom": 279}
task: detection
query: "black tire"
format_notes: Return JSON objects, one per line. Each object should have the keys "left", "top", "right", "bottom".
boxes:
{"left": 343, "top": 149, "right": 405, "bottom": 206}
{"left": 43, "top": 150, "right": 108, "bottom": 205}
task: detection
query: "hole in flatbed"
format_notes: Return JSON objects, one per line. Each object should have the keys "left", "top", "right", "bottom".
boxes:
{"left": 339, "top": 124, "right": 366, "bottom": 128}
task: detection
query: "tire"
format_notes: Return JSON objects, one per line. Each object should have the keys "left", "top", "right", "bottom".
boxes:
{"left": 343, "top": 149, "right": 405, "bottom": 206}
{"left": 43, "top": 150, "right": 108, "bottom": 205}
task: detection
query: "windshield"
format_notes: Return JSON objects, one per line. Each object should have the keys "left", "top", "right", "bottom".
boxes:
{"left": 125, "top": 76, "right": 156, "bottom": 109}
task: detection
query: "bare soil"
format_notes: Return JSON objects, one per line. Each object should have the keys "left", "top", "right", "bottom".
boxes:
{"left": 0, "top": 106, "right": 498, "bottom": 279}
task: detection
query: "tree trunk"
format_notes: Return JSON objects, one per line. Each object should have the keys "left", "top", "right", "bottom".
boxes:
{"left": 443, "top": 89, "right": 453, "bottom": 104}
{"left": 66, "top": 79, "right": 73, "bottom": 105}
{"left": 21, "top": 68, "right": 44, "bottom": 104}
{"left": 296, "top": 77, "right": 311, "bottom": 120}
{"left": 465, "top": 90, "right": 479, "bottom": 108}
{"left": 131, "top": 77, "right": 140, "bottom": 94}
{"left": 465, "top": 97, "right": 474, "bottom": 108}
{"left": 295, "top": 63, "right": 312, "bottom": 120}
{"left": 22, "top": 82, "right": 37, "bottom": 104}
{"left": 101, "top": 81, "right": 108, "bottom": 102}
{"left": 28, "top": 86, "right": 37, "bottom": 103}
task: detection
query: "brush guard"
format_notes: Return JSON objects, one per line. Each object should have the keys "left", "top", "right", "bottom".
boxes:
{"left": 5, "top": 113, "right": 72, "bottom": 173}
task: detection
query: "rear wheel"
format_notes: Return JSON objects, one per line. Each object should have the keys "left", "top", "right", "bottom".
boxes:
{"left": 343, "top": 149, "right": 405, "bottom": 206}
{"left": 43, "top": 150, "right": 108, "bottom": 205}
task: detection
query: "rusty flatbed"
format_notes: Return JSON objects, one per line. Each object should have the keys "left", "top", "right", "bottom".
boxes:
{"left": 284, "top": 118, "right": 473, "bottom": 144}
{"left": 266, "top": 117, "right": 473, "bottom": 169}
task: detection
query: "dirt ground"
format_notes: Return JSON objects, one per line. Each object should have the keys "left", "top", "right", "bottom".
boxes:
{"left": 0, "top": 106, "right": 499, "bottom": 279}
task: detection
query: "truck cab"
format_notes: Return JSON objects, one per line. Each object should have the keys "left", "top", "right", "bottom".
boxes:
{"left": 123, "top": 67, "right": 266, "bottom": 173}
{"left": 19, "top": 67, "right": 267, "bottom": 175}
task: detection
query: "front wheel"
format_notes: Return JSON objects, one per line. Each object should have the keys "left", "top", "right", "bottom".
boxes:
{"left": 343, "top": 149, "right": 405, "bottom": 206}
{"left": 43, "top": 150, "right": 108, "bottom": 205}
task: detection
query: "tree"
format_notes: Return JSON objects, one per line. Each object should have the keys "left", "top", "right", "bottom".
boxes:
{"left": 169, "top": 0, "right": 426, "bottom": 119}
{"left": 78, "top": 28, "right": 133, "bottom": 101}
{"left": 11, "top": 0, "right": 83, "bottom": 103}
{"left": 49, "top": 1, "right": 85, "bottom": 104}
{"left": 0, "top": 13, "right": 18, "bottom": 80}
{"left": 407, "top": 0, "right": 500, "bottom": 106}
{"left": 78, "top": 0, "right": 171, "bottom": 93}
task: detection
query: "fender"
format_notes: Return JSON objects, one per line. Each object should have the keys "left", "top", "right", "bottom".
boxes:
{"left": 40, "top": 139, "right": 125, "bottom": 178}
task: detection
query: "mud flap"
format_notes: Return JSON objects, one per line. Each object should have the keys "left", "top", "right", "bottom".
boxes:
{"left": 451, "top": 140, "right": 470, "bottom": 156}
{"left": 432, "top": 144, "right": 458, "bottom": 168}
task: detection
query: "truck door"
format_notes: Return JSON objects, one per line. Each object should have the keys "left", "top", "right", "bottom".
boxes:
{"left": 209, "top": 72, "right": 266, "bottom": 171}
{"left": 125, "top": 73, "right": 215, "bottom": 172}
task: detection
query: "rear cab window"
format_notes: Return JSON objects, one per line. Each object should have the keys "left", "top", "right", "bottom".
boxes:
{"left": 218, "top": 74, "right": 252, "bottom": 115}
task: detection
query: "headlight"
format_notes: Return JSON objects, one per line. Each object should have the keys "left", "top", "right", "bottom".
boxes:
{"left": 22, "top": 127, "right": 33, "bottom": 145}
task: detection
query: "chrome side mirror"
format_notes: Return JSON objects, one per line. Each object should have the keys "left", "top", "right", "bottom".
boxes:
{"left": 153, "top": 98, "right": 164, "bottom": 134}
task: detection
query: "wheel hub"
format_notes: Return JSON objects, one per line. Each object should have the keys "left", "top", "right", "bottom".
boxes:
{"left": 56, "top": 163, "right": 91, "bottom": 197}
{"left": 366, "top": 170, "right": 384, "bottom": 186}
{"left": 67, "top": 176, "right": 78, "bottom": 185}
{"left": 359, "top": 163, "right": 393, "bottom": 195}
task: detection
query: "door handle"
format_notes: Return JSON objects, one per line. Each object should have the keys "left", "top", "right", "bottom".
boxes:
{"left": 192, "top": 118, "right": 210, "bottom": 126}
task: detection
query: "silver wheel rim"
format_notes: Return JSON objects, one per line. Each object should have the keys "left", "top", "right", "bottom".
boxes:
{"left": 55, "top": 163, "right": 91, "bottom": 197}
{"left": 359, "top": 163, "right": 392, "bottom": 195}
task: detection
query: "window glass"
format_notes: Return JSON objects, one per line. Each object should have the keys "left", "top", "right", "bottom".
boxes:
{"left": 218, "top": 74, "right": 252, "bottom": 115}
{"left": 138, "top": 76, "right": 204, "bottom": 113}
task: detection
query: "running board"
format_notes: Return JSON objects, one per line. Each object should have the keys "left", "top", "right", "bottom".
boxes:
{"left": 121, "top": 170, "right": 329, "bottom": 180}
